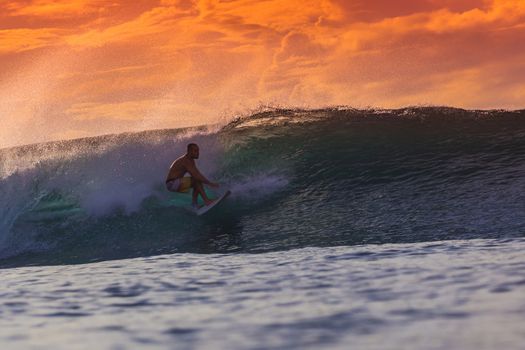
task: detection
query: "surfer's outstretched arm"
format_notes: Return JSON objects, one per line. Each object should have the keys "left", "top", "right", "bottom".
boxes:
{"left": 186, "top": 163, "right": 219, "bottom": 188}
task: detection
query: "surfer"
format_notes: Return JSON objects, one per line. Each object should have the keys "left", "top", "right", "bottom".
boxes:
{"left": 165, "top": 143, "right": 220, "bottom": 208}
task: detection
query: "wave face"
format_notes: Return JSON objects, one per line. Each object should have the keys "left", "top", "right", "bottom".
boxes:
{"left": 1, "top": 107, "right": 525, "bottom": 266}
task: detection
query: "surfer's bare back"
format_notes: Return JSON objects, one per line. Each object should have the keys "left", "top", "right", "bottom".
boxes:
{"left": 166, "top": 143, "right": 219, "bottom": 208}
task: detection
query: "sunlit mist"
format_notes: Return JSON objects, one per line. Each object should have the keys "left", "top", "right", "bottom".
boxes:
{"left": 1, "top": 0, "right": 525, "bottom": 147}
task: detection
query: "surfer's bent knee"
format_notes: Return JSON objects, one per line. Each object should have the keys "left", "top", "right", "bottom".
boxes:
{"left": 165, "top": 178, "right": 180, "bottom": 192}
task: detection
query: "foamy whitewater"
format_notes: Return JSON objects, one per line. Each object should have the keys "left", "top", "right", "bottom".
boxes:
{"left": 1, "top": 107, "right": 524, "bottom": 349}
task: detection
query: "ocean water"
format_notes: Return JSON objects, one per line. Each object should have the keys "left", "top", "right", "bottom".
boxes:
{"left": 1, "top": 107, "right": 525, "bottom": 349}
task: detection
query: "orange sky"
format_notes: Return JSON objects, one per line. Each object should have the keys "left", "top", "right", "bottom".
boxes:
{"left": 1, "top": 0, "right": 525, "bottom": 147}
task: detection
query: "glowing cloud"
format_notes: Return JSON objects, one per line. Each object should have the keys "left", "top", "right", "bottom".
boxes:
{"left": 0, "top": 0, "right": 524, "bottom": 147}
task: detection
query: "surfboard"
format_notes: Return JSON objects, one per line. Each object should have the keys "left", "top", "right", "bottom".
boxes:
{"left": 192, "top": 190, "right": 231, "bottom": 216}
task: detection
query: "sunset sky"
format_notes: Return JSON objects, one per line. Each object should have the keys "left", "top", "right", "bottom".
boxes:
{"left": 1, "top": 0, "right": 525, "bottom": 147}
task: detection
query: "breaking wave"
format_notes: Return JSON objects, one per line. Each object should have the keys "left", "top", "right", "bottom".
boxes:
{"left": 1, "top": 107, "right": 524, "bottom": 267}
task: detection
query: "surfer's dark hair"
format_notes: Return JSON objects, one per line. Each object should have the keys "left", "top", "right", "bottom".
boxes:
{"left": 187, "top": 143, "right": 198, "bottom": 152}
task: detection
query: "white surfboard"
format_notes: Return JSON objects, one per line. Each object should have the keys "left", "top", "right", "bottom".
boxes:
{"left": 192, "top": 190, "right": 231, "bottom": 216}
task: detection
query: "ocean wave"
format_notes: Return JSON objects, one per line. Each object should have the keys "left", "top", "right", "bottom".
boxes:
{"left": 1, "top": 107, "right": 524, "bottom": 266}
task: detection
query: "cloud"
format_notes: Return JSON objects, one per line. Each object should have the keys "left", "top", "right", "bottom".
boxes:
{"left": 0, "top": 0, "right": 524, "bottom": 148}
{"left": 3, "top": 0, "right": 106, "bottom": 17}
{"left": 254, "top": 0, "right": 525, "bottom": 107}
{"left": 0, "top": 27, "right": 61, "bottom": 53}
{"left": 328, "top": 0, "right": 491, "bottom": 23}
{"left": 65, "top": 4, "right": 197, "bottom": 48}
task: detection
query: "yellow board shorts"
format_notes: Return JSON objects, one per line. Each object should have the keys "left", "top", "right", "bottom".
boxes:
{"left": 166, "top": 176, "right": 192, "bottom": 193}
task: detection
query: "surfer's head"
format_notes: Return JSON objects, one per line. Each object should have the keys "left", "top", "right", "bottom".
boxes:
{"left": 187, "top": 143, "right": 199, "bottom": 159}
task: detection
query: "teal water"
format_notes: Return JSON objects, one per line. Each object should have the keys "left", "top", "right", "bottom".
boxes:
{"left": 1, "top": 107, "right": 524, "bottom": 348}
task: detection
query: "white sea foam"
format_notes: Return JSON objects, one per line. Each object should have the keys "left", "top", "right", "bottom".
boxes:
{"left": 228, "top": 173, "right": 289, "bottom": 199}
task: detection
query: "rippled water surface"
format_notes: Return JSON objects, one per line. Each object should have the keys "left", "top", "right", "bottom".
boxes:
{"left": 2, "top": 239, "right": 524, "bottom": 349}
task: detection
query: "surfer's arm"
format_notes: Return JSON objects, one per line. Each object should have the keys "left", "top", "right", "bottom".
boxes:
{"left": 186, "top": 163, "right": 212, "bottom": 185}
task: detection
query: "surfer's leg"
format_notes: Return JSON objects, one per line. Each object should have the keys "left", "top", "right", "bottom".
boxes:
{"left": 191, "top": 182, "right": 199, "bottom": 205}
{"left": 192, "top": 179, "right": 214, "bottom": 205}
{"left": 192, "top": 179, "right": 215, "bottom": 206}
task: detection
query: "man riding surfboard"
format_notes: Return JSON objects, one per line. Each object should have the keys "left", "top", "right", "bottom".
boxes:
{"left": 165, "top": 143, "right": 220, "bottom": 209}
